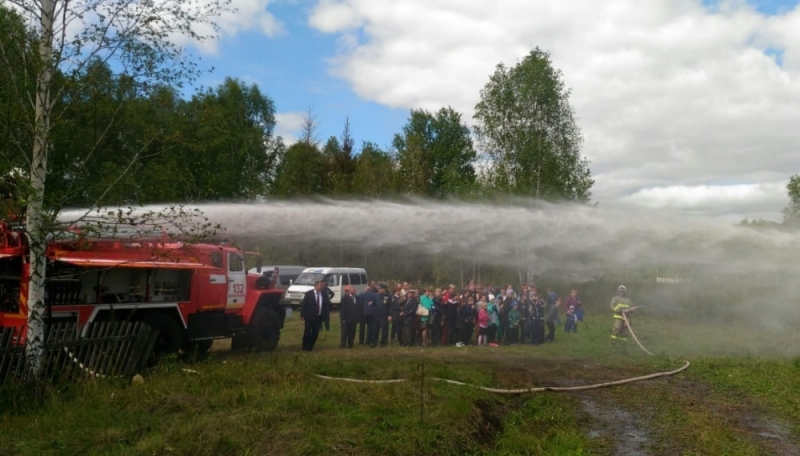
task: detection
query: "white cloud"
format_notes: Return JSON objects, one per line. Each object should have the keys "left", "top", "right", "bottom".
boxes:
{"left": 175, "top": 0, "right": 284, "bottom": 53}
{"left": 275, "top": 111, "right": 307, "bottom": 145}
{"left": 308, "top": 0, "right": 800, "bottom": 218}
{"left": 11, "top": 0, "right": 283, "bottom": 61}
{"left": 620, "top": 182, "right": 785, "bottom": 216}
{"left": 308, "top": 0, "right": 363, "bottom": 32}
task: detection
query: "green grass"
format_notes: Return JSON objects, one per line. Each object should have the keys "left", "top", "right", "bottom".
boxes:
{"left": 1, "top": 313, "right": 799, "bottom": 455}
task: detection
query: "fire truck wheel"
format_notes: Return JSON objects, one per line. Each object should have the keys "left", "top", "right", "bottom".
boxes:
{"left": 142, "top": 312, "right": 183, "bottom": 356}
{"left": 181, "top": 339, "right": 213, "bottom": 359}
{"left": 231, "top": 333, "right": 245, "bottom": 352}
{"left": 246, "top": 306, "right": 281, "bottom": 352}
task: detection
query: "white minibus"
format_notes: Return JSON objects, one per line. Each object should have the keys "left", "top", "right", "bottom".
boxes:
{"left": 285, "top": 267, "right": 368, "bottom": 309}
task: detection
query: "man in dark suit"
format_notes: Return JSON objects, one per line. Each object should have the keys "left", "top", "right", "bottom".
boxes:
{"left": 300, "top": 280, "right": 331, "bottom": 351}
{"left": 339, "top": 286, "right": 362, "bottom": 348}
{"left": 321, "top": 281, "right": 335, "bottom": 331}
{"left": 371, "top": 285, "right": 391, "bottom": 348}
{"left": 358, "top": 285, "right": 377, "bottom": 345}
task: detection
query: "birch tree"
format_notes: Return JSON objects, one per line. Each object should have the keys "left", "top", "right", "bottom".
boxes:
{"left": 474, "top": 48, "right": 593, "bottom": 201}
{"left": 1, "top": 0, "right": 229, "bottom": 376}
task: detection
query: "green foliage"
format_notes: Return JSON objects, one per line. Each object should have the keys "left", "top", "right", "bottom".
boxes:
{"left": 41, "top": 69, "right": 282, "bottom": 207}
{"left": 323, "top": 118, "right": 357, "bottom": 195}
{"left": 181, "top": 77, "right": 280, "bottom": 200}
{"left": 273, "top": 142, "right": 328, "bottom": 196}
{"left": 474, "top": 48, "right": 593, "bottom": 201}
{"left": 0, "top": 5, "right": 36, "bottom": 175}
{"left": 394, "top": 107, "right": 477, "bottom": 197}
{"left": 1, "top": 8, "right": 593, "bottom": 206}
{"left": 352, "top": 142, "right": 398, "bottom": 197}
{"left": 782, "top": 174, "right": 800, "bottom": 226}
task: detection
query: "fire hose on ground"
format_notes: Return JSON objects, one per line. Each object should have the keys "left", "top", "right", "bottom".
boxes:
{"left": 313, "top": 311, "right": 690, "bottom": 394}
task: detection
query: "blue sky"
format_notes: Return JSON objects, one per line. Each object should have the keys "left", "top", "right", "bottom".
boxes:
{"left": 182, "top": 0, "right": 800, "bottom": 220}
{"left": 192, "top": 1, "right": 408, "bottom": 149}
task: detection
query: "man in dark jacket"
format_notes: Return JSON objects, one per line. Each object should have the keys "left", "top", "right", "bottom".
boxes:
{"left": 339, "top": 286, "right": 361, "bottom": 348}
{"left": 390, "top": 287, "right": 403, "bottom": 344}
{"left": 371, "top": 285, "right": 391, "bottom": 347}
{"left": 518, "top": 289, "right": 532, "bottom": 343}
{"left": 530, "top": 290, "right": 546, "bottom": 345}
{"left": 359, "top": 285, "right": 378, "bottom": 345}
{"left": 429, "top": 288, "right": 444, "bottom": 347}
{"left": 321, "top": 281, "right": 335, "bottom": 331}
{"left": 544, "top": 296, "right": 560, "bottom": 343}
{"left": 300, "top": 280, "right": 331, "bottom": 351}
{"left": 339, "top": 284, "right": 348, "bottom": 348}
{"left": 457, "top": 297, "right": 476, "bottom": 346}
{"left": 400, "top": 290, "right": 418, "bottom": 347}
{"left": 443, "top": 294, "right": 459, "bottom": 346}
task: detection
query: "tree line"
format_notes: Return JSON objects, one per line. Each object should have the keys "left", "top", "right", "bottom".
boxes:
{"left": 1, "top": 5, "right": 594, "bottom": 211}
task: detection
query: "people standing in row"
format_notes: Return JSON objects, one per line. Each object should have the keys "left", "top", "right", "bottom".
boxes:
{"left": 321, "top": 280, "right": 593, "bottom": 351}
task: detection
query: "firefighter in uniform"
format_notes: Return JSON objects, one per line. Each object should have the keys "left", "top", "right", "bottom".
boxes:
{"left": 610, "top": 285, "right": 634, "bottom": 344}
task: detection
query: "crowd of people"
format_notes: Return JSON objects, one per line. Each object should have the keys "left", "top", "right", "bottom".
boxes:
{"left": 299, "top": 279, "right": 636, "bottom": 352}
{"left": 329, "top": 280, "right": 584, "bottom": 350}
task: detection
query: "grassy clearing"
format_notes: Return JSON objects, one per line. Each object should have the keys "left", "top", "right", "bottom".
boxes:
{"left": 1, "top": 312, "right": 799, "bottom": 455}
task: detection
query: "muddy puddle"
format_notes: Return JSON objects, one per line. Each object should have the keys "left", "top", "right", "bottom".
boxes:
{"left": 583, "top": 398, "right": 651, "bottom": 456}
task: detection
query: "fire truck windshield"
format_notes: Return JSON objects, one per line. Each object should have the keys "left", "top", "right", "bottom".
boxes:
{"left": 294, "top": 272, "right": 326, "bottom": 286}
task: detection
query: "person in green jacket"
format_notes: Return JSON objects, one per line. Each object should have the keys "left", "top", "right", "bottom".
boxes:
{"left": 418, "top": 289, "right": 434, "bottom": 347}
{"left": 610, "top": 285, "right": 634, "bottom": 344}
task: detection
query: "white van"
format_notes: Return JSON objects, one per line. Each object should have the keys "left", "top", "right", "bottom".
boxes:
{"left": 285, "top": 267, "right": 368, "bottom": 309}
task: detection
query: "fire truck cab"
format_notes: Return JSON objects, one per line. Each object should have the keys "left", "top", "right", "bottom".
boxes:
{"left": 0, "top": 222, "right": 26, "bottom": 329}
{"left": 0, "top": 225, "right": 286, "bottom": 356}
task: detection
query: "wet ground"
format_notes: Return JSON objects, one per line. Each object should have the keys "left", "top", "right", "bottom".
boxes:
{"left": 486, "top": 360, "right": 800, "bottom": 455}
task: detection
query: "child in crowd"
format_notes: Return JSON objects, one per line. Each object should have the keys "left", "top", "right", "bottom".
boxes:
{"left": 487, "top": 296, "right": 500, "bottom": 347}
{"left": 565, "top": 305, "right": 578, "bottom": 333}
{"left": 477, "top": 300, "right": 489, "bottom": 346}
{"left": 456, "top": 296, "right": 475, "bottom": 347}
{"left": 507, "top": 302, "right": 520, "bottom": 344}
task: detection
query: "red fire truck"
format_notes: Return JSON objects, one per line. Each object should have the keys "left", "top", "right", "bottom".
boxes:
{"left": 0, "top": 222, "right": 285, "bottom": 356}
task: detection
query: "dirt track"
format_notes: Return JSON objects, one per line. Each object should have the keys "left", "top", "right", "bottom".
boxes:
{"left": 483, "top": 359, "right": 799, "bottom": 455}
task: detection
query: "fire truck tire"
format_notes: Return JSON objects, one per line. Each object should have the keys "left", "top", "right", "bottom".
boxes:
{"left": 142, "top": 312, "right": 183, "bottom": 356}
{"left": 231, "top": 333, "right": 245, "bottom": 352}
{"left": 246, "top": 306, "right": 281, "bottom": 352}
{"left": 181, "top": 339, "right": 213, "bottom": 359}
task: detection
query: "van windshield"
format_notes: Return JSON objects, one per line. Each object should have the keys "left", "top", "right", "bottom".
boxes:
{"left": 294, "top": 272, "right": 326, "bottom": 286}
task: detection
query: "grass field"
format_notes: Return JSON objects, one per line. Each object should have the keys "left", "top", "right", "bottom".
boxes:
{"left": 1, "top": 310, "right": 799, "bottom": 455}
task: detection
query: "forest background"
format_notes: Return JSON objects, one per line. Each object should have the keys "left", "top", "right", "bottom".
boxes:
{"left": 2, "top": 3, "right": 798, "bottom": 290}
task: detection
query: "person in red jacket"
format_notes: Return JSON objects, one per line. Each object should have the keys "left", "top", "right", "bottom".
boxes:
{"left": 477, "top": 300, "right": 490, "bottom": 346}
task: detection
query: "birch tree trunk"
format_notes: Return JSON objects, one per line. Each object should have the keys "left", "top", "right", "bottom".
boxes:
{"left": 25, "top": 0, "right": 56, "bottom": 377}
